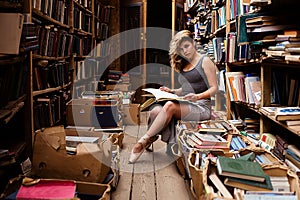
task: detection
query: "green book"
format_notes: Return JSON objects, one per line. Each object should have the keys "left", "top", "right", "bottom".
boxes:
{"left": 216, "top": 156, "right": 266, "bottom": 182}
{"left": 224, "top": 175, "right": 273, "bottom": 191}
{"left": 237, "top": 152, "right": 256, "bottom": 162}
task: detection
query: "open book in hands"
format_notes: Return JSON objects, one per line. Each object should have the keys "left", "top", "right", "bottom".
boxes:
{"left": 140, "top": 88, "right": 192, "bottom": 111}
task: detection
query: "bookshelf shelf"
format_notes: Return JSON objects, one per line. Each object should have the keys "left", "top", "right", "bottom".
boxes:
{"left": 261, "top": 113, "right": 300, "bottom": 137}
{"left": 32, "top": 8, "right": 71, "bottom": 29}
{"left": 73, "top": 28, "right": 93, "bottom": 36}
{"left": 0, "top": 55, "right": 27, "bottom": 66}
{"left": 32, "top": 54, "right": 70, "bottom": 60}
{"left": 73, "top": 0, "right": 93, "bottom": 14}
{"left": 0, "top": 1, "right": 22, "bottom": 9}
{"left": 33, "top": 82, "right": 71, "bottom": 97}
{"left": 0, "top": 95, "right": 26, "bottom": 123}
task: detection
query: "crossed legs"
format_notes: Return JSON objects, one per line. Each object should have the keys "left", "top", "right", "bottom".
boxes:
{"left": 129, "top": 101, "right": 191, "bottom": 163}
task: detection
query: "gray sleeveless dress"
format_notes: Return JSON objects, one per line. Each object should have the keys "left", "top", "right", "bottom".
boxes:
{"left": 148, "top": 55, "right": 212, "bottom": 144}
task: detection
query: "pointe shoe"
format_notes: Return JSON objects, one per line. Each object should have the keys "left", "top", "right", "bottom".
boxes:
{"left": 129, "top": 134, "right": 153, "bottom": 164}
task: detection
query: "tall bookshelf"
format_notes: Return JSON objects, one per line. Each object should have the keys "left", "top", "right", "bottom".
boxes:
{"left": 0, "top": 0, "right": 32, "bottom": 194}
{"left": 222, "top": 0, "right": 300, "bottom": 174}
{"left": 0, "top": 0, "right": 118, "bottom": 194}
{"left": 185, "top": 0, "right": 300, "bottom": 175}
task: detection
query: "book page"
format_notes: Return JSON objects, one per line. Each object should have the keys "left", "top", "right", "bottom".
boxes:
{"left": 143, "top": 88, "right": 180, "bottom": 100}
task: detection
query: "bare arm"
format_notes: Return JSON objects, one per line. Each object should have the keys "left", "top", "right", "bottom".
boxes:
{"left": 160, "top": 86, "right": 182, "bottom": 96}
{"left": 198, "top": 56, "right": 218, "bottom": 99}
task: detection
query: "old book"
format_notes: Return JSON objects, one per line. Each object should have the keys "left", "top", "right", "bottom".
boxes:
{"left": 275, "top": 107, "right": 300, "bottom": 121}
{"left": 216, "top": 156, "right": 266, "bottom": 182}
{"left": 244, "top": 191, "right": 297, "bottom": 200}
{"left": 65, "top": 136, "right": 99, "bottom": 147}
{"left": 275, "top": 135, "right": 289, "bottom": 149}
{"left": 236, "top": 152, "right": 256, "bottom": 161}
{"left": 140, "top": 88, "right": 191, "bottom": 111}
{"left": 284, "top": 30, "right": 300, "bottom": 37}
{"left": 194, "top": 132, "right": 228, "bottom": 146}
{"left": 209, "top": 172, "right": 233, "bottom": 199}
{"left": 16, "top": 179, "right": 76, "bottom": 199}
{"left": 286, "top": 120, "right": 300, "bottom": 126}
{"left": 247, "top": 24, "right": 293, "bottom": 33}
{"left": 224, "top": 175, "right": 273, "bottom": 191}
{"left": 260, "top": 107, "right": 277, "bottom": 116}
{"left": 198, "top": 127, "right": 227, "bottom": 135}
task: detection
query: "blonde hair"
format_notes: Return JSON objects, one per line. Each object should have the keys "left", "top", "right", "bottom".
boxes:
{"left": 169, "top": 30, "right": 194, "bottom": 72}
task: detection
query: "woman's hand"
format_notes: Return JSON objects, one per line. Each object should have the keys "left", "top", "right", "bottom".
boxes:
{"left": 183, "top": 93, "right": 199, "bottom": 102}
{"left": 159, "top": 86, "right": 173, "bottom": 93}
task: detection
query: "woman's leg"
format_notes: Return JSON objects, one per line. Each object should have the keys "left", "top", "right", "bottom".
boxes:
{"left": 147, "top": 104, "right": 163, "bottom": 129}
{"left": 129, "top": 102, "right": 191, "bottom": 163}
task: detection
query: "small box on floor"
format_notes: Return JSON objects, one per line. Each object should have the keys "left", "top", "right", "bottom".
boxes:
{"left": 106, "top": 84, "right": 130, "bottom": 91}
{"left": 67, "top": 99, "right": 121, "bottom": 128}
{"left": 122, "top": 103, "right": 140, "bottom": 125}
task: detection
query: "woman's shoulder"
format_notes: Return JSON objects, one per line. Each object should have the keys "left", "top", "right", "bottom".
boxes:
{"left": 196, "top": 54, "right": 208, "bottom": 67}
{"left": 199, "top": 55, "right": 214, "bottom": 66}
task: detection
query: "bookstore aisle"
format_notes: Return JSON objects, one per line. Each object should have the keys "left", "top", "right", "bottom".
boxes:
{"left": 111, "top": 123, "right": 193, "bottom": 200}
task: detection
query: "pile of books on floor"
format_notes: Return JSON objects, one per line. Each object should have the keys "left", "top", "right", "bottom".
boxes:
{"left": 205, "top": 154, "right": 299, "bottom": 200}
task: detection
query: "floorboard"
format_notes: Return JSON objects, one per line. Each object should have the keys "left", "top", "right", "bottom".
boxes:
{"left": 111, "top": 118, "right": 193, "bottom": 199}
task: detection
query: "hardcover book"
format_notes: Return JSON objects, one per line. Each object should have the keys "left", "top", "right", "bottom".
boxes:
{"left": 216, "top": 156, "right": 267, "bottom": 182}
{"left": 209, "top": 172, "right": 233, "bottom": 199}
{"left": 140, "top": 88, "right": 192, "bottom": 111}
{"left": 275, "top": 107, "right": 300, "bottom": 121}
{"left": 260, "top": 107, "right": 277, "bottom": 116}
{"left": 16, "top": 179, "right": 76, "bottom": 199}
{"left": 194, "top": 132, "right": 228, "bottom": 146}
{"left": 224, "top": 175, "right": 273, "bottom": 191}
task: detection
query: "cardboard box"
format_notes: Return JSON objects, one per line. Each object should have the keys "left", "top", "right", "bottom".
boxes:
{"left": 188, "top": 149, "right": 229, "bottom": 200}
{"left": 75, "top": 181, "right": 111, "bottom": 200}
{"left": 67, "top": 99, "right": 121, "bottom": 128}
{"left": 32, "top": 126, "right": 112, "bottom": 183}
{"left": 92, "top": 102, "right": 120, "bottom": 128}
{"left": 0, "top": 13, "right": 24, "bottom": 54}
{"left": 106, "top": 84, "right": 130, "bottom": 91}
{"left": 122, "top": 103, "right": 140, "bottom": 125}
{"left": 66, "top": 99, "right": 93, "bottom": 126}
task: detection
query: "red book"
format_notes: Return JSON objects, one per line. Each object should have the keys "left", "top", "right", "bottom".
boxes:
{"left": 16, "top": 179, "right": 76, "bottom": 200}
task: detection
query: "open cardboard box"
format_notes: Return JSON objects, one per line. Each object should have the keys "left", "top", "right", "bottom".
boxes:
{"left": 32, "top": 126, "right": 112, "bottom": 184}
{"left": 188, "top": 149, "right": 232, "bottom": 200}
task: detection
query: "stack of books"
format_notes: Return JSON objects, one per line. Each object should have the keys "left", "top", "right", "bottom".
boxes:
{"left": 185, "top": 131, "right": 229, "bottom": 150}
{"left": 208, "top": 156, "right": 298, "bottom": 199}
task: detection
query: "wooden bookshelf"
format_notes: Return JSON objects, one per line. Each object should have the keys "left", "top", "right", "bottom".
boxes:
{"left": 0, "top": 0, "right": 32, "bottom": 193}
{"left": 0, "top": 1, "right": 118, "bottom": 194}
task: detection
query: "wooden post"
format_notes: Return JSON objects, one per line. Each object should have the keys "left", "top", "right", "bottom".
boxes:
{"left": 171, "top": 0, "right": 176, "bottom": 89}
{"left": 225, "top": 0, "right": 231, "bottom": 119}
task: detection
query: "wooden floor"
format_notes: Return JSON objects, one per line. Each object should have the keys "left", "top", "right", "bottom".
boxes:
{"left": 111, "top": 123, "right": 194, "bottom": 200}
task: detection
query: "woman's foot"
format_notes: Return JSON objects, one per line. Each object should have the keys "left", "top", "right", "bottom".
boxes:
{"left": 128, "top": 134, "right": 158, "bottom": 164}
